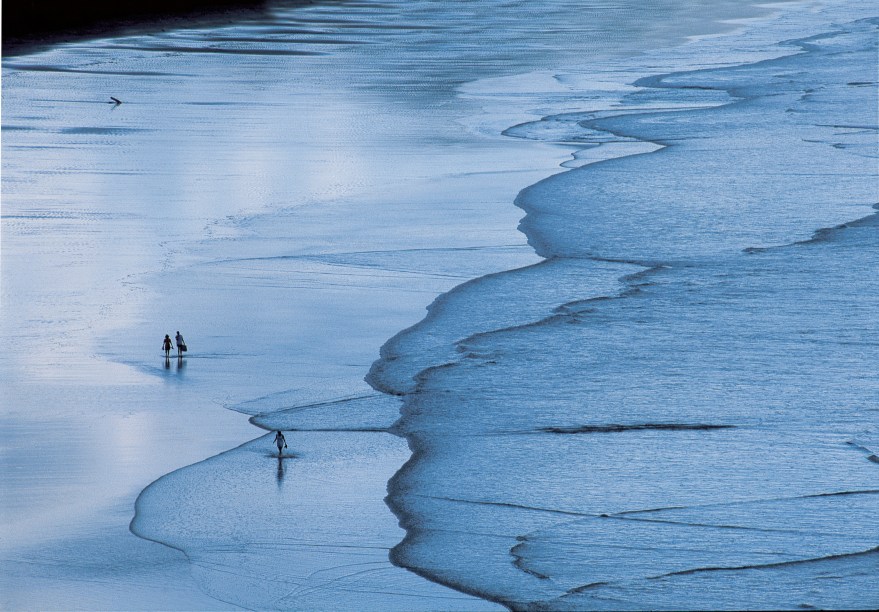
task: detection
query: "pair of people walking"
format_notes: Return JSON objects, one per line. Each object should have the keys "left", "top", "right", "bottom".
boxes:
{"left": 162, "top": 331, "right": 187, "bottom": 357}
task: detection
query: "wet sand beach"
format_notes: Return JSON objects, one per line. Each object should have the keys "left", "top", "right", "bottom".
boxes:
{"left": 2, "top": 0, "right": 876, "bottom": 609}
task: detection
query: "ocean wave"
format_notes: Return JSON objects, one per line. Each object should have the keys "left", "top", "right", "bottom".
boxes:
{"left": 374, "top": 9, "right": 879, "bottom": 610}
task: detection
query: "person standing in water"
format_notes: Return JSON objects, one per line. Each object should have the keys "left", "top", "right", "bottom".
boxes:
{"left": 274, "top": 431, "right": 287, "bottom": 457}
{"left": 162, "top": 334, "right": 173, "bottom": 358}
{"left": 175, "top": 331, "right": 186, "bottom": 357}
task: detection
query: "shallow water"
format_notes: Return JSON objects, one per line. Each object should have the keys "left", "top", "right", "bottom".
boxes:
{"left": 2, "top": 0, "right": 876, "bottom": 609}
{"left": 370, "top": 9, "right": 879, "bottom": 610}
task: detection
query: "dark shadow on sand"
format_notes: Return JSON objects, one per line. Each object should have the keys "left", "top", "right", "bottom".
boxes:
{"left": 2, "top": 1, "right": 316, "bottom": 56}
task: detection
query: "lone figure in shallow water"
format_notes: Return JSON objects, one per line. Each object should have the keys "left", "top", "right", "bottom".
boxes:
{"left": 274, "top": 431, "right": 287, "bottom": 457}
{"left": 162, "top": 334, "right": 173, "bottom": 358}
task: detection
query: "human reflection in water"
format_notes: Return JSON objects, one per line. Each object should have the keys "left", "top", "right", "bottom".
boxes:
{"left": 276, "top": 456, "right": 285, "bottom": 486}
{"left": 176, "top": 355, "right": 186, "bottom": 373}
{"left": 164, "top": 356, "right": 171, "bottom": 370}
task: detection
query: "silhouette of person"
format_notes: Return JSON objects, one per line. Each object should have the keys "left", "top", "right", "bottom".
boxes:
{"left": 162, "top": 334, "right": 173, "bottom": 358}
{"left": 274, "top": 431, "right": 287, "bottom": 457}
{"left": 175, "top": 331, "right": 186, "bottom": 357}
